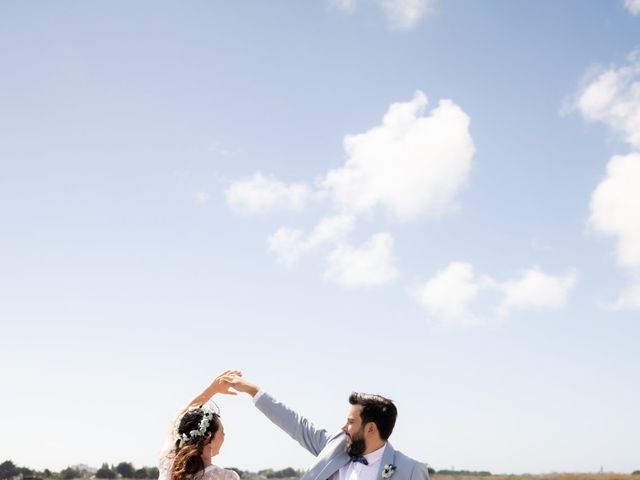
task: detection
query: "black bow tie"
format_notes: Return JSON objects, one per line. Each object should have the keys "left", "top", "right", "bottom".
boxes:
{"left": 349, "top": 455, "right": 369, "bottom": 465}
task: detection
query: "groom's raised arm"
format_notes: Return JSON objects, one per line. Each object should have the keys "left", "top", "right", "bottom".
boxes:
{"left": 228, "top": 376, "right": 331, "bottom": 456}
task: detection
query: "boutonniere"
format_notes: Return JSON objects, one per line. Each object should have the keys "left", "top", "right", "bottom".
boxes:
{"left": 382, "top": 464, "right": 397, "bottom": 479}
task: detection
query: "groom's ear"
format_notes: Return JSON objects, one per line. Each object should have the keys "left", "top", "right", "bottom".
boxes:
{"left": 365, "top": 421, "right": 378, "bottom": 436}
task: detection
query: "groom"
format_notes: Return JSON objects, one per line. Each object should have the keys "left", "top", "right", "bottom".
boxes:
{"left": 227, "top": 375, "right": 429, "bottom": 480}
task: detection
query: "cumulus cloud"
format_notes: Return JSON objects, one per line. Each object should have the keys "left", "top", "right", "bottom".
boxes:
{"left": 332, "top": 0, "right": 433, "bottom": 30}
{"left": 324, "top": 233, "right": 398, "bottom": 288}
{"left": 576, "top": 52, "right": 640, "bottom": 309}
{"left": 377, "top": 0, "right": 432, "bottom": 30}
{"left": 589, "top": 153, "right": 640, "bottom": 269}
{"left": 225, "top": 172, "right": 310, "bottom": 213}
{"left": 496, "top": 267, "right": 578, "bottom": 316}
{"left": 227, "top": 91, "right": 475, "bottom": 289}
{"left": 268, "top": 215, "right": 355, "bottom": 267}
{"left": 624, "top": 0, "right": 640, "bottom": 15}
{"left": 576, "top": 52, "right": 640, "bottom": 148}
{"left": 323, "top": 91, "right": 474, "bottom": 220}
{"left": 333, "top": 0, "right": 357, "bottom": 12}
{"left": 414, "top": 262, "right": 577, "bottom": 326}
{"left": 267, "top": 229, "right": 305, "bottom": 267}
{"left": 228, "top": 91, "right": 474, "bottom": 223}
{"left": 588, "top": 153, "right": 640, "bottom": 309}
{"left": 414, "top": 262, "right": 486, "bottom": 326}
{"left": 613, "top": 281, "right": 640, "bottom": 309}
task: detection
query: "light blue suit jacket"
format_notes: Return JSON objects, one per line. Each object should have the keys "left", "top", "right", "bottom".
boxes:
{"left": 255, "top": 392, "right": 429, "bottom": 480}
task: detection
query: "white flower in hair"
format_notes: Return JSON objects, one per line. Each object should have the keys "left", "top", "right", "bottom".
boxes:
{"left": 176, "top": 402, "right": 219, "bottom": 447}
{"left": 178, "top": 433, "right": 190, "bottom": 447}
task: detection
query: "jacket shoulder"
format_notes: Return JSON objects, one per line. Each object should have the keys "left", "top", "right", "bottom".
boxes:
{"left": 393, "top": 450, "right": 429, "bottom": 478}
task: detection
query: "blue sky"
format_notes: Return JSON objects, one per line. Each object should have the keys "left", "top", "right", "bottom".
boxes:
{"left": 1, "top": 0, "right": 639, "bottom": 475}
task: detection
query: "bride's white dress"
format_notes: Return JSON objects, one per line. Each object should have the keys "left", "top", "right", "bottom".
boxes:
{"left": 158, "top": 459, "right": 240, "bottom": 480}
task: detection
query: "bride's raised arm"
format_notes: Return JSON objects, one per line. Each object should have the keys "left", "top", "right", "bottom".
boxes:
{"left": 180, "top": 370, "right": 241, "bottom": 414}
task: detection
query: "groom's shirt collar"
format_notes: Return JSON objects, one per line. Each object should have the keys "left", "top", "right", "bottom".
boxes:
{"left": 362, "top": 444, "right": 386, "bottom": 465}
{"left": 340, "top": 443, "right": 386, "bottom": 480}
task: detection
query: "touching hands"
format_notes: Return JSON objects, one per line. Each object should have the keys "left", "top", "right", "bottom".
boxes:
{"left": 224, "top": 374, "right": 260, "bottom": 397}
{"left": 210, "top": 370, "right": 243, "bottom": 396}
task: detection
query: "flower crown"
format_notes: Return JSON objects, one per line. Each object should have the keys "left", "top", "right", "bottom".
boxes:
{"left": 176, "top": 401, "right": 220, "bottom": 448}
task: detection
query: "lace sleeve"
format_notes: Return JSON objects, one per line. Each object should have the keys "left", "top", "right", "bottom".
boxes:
{"left": 201, "top": 466, "right": 240, "bottom": 480}
{"left": 224, "top": 470, "right": 240, "bottom": 480}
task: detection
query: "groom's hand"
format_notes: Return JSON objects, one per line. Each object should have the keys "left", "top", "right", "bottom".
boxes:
{"left": 226, "top": 374, "right": 260, "bottom": 397}
{"left": 210, "top": 370, "right": 243, "bottom": 396}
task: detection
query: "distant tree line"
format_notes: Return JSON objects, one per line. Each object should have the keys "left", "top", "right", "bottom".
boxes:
{"left": 95, "top": 463, "right": 158, "bottom": 479}
{"left": 0, "top": 463, "right": 500, "bottom": 480}
{"left": 1, "top": 461, "right": 56, "bottom": 480}
{"left": 6, "top": 460, "right": 638, "bottom": 480}
{"left": 0, "top": 461, "right": 158, "bottom": 480}
{"left": 434, "top": 470, "right": 491, "bottom": 476}
{"left": 257, "top": 468, "right": 302, "bottom": 479}
{"left": 0, "top": 460, "right": 55, "bottom": 479}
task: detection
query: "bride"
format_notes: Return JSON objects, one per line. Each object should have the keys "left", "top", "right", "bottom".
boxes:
{"left": 159, "top": 370, "right": 241, "bottom": 480}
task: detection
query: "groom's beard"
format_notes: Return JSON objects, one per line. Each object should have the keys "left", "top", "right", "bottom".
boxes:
{"left": 345, "top": 428, "right": 366, "bottom": 457}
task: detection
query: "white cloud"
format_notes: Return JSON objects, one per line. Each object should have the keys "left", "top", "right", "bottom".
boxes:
{"left": 323, "top": 91, "right": 474, "bottom": 220}
{"left": 613, "top": 280, "right": 640, "bottom": 309}
{"left": 268, "top": 215, "right": 355, "bottom": 267}
{"left": 589, "top": 153, "right": 640, "bottom": 269}
{"left": 496, "top": 267, "right": 578, "bottom": 316}
{"left": 624, "top": 0, "right": 640, "bottom": 15}
{"left": 576, "top": 52, "right": 640, "bottom": 148}
{"left": 267, "top": 228, "right": 306, "bottom": 267}
{"left": 309, "top": 214, "right": 355, "bottom": 246}
{"left": 414, "top": 263, "right": 577, "bottom": 326}
{"left": 225, "top": 172, "right": 310, "bottom": 214}
{"left": 588, "top": 153, "right": 640, "bottom": 310}
{"left": 414, "top": 262, "right": 485, "bottom": 327}
{"left": 227, "top": 92, "right": 474, "bottom": 222}
{"left": 324, "top": 233, "right": 398, "bottom": 288}
{"left": 332, "top": 0, "right": 432, "bottom": 30}
{"left": 227, "top": 91, "right": 474, "bottom": 289}
{"left": 333, "top": 0, "right": 357, "bottom": 12}
{"left": 377, "top": 0, "right": 432, "bottom": 30}
{"left": 576, "top": 52, "right": 640, "bottom": 309}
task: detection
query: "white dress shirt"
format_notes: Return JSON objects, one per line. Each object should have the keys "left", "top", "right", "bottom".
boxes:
{"left": 338, "top": 444, "right": 386, "bottom": 480}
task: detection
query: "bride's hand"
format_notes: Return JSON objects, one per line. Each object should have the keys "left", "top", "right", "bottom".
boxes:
{"left": 211, "top": 370, "right": 243, "bottom": 395}
{"left": 181, "top": 370, "right": 245, "bottom": 413}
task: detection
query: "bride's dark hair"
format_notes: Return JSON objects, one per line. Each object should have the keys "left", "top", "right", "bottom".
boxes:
{"left": 170, "top": 408, "right": 220, "bottom": 480}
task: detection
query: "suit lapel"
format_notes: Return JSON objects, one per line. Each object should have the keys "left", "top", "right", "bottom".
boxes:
{"left": 314, "top": 451, "right": 350, "bottom": 480}
{"left": 376, "top": 443, "right": 397, "bottom": 480}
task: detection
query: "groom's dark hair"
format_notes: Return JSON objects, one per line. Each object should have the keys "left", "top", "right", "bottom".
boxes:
{"left": 349, "top": 392, "right": 397, "bottom": 440}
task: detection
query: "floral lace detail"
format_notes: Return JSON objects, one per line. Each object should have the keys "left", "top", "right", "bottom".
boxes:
{"left": 158, "top": 455, "right": 239, "bottom": 480}
{"left": 199, "top": 465, "right": 240, "bottom": 480}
